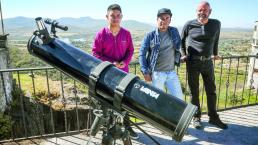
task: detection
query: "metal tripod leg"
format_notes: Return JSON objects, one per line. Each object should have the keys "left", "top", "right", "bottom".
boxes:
{"left": 101, "top": 132, "right": 114, "bottom": 145}
{"left": 122, "top": 136, "right": 132, "bottom": 145}
{"left": 101, "top": 134, "right": 132, "bottom": 145}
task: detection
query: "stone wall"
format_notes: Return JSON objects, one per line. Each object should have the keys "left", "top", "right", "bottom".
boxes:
{"left": 0, "top": 34, "right": 12, "bottom": 112}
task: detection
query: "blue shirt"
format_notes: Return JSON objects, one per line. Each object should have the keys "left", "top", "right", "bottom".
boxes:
{"left": 139, "top": 26, "right": 181, "bottom": 75}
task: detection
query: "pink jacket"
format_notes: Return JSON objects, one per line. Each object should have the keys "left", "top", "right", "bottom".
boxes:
{"left": 92, "top": 27, "right": 134, "bottom": 72}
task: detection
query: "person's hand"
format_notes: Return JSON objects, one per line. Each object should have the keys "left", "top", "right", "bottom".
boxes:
{"left": 113, "top": 61, "right": 121, "bottom": 68}
{"left": 181, "top": 55, "right": 188, "bottom": 63}
{"left": 143, "top": 74, "right": 152, "bottom": 82}
{"left": 212, "top": 55, "right": 221, "bottom": 60}
{"left": 113, "top": 61, "right": 125, "bottom": 68}
{"left": 119, "top": 61, "right": 125, "bottom": 68}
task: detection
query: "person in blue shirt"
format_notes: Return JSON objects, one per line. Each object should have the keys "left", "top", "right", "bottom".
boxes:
{"left": 139, "top": 8, "right": 183, "bottom": 100}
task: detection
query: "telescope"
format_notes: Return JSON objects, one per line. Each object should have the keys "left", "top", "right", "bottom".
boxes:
{"left": 27, "top": 17, "right": 197, "bottom": 142}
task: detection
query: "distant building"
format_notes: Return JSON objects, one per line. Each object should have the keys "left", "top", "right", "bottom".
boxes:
{"left": 247, "top": 21, "right": 258, "bottom": 90}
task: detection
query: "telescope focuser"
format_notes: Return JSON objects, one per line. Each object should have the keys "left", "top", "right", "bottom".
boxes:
{"left": 34, "top": 17, "right": 68, "bottom": 44}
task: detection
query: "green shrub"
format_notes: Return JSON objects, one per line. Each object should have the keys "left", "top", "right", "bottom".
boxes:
{"left": 0, "top": 113, "right": 11, "bottom": 139}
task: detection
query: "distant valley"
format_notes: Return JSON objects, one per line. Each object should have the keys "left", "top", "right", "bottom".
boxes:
{"left": 4, "top": 16, "right": 252, "bottom": 40}
{"left": 4, "top": 16, "right": 154, "bottom": 40}
{"left": 4, "top": 16, "right": 254, "bottom": 69}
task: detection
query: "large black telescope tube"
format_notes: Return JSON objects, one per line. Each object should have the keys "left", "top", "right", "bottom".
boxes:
{"left": 27, "top": 35, "right": 196, "bottom": 142}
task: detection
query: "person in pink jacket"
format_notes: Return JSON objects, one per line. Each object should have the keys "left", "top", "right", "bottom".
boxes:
{"left": 92, "top": 4, "right": 134, "bottom": 73}
{"left": 92, "top": 4, "right": 138, "bottom": 140}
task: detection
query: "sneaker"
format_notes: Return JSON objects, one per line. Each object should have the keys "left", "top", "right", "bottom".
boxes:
{"left": 127, "top": 127, "right": 139, "bottom": 140}
{"left": 192, "top": 117, "right": 202, "bottom": 129}
{"left": 209, "top": 117, "right": 228, "bottom": 129}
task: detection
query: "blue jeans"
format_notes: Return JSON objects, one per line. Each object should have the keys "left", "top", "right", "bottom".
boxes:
{"left": 152, "top": 71, "right": 183, "bottom": 100}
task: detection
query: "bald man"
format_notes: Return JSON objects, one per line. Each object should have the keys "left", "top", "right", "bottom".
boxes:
{"left": 181, "top": 1, "right": 228, "bottom": 129}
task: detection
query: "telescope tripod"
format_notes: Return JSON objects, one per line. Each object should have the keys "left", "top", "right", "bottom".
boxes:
{"left": 86, "top": 107, "right": 132, "bottom": 145}
{"left": 86, "top": 61, "right": 138, "bottom": 145}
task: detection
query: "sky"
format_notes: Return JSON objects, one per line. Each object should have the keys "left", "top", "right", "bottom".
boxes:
{"left": 1, "top": 0, "right": 258, "bottom": 28}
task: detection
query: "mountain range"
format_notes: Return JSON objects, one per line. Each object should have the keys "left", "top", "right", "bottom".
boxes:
{"left": 4, "top": 16, "right": 154, "bottom": 34}
{"left": 3, "top": 16, "right": 252, "bottom": 40}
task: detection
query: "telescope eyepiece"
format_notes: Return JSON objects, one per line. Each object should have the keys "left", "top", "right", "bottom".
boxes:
{"left": 35, "top": 17, "right": 47, "bottom": 31}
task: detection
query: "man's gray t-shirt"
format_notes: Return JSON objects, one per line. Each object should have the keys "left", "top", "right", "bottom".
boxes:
{"left": 154, "top": 31, "right": 175, "bottom": 71}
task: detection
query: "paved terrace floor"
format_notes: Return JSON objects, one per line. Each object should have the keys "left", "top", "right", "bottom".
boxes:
{"left": 2, "top": 105, "right": 258, "bottom": 145}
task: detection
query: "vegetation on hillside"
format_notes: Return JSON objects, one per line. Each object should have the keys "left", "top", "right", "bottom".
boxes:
{"left": 8, "top": 30, "right": 253, "bottom": 68}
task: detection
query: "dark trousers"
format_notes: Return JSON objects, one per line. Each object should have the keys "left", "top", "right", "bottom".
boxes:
{"left": 186, "top": 59, "right": 218, "bottom": 119}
